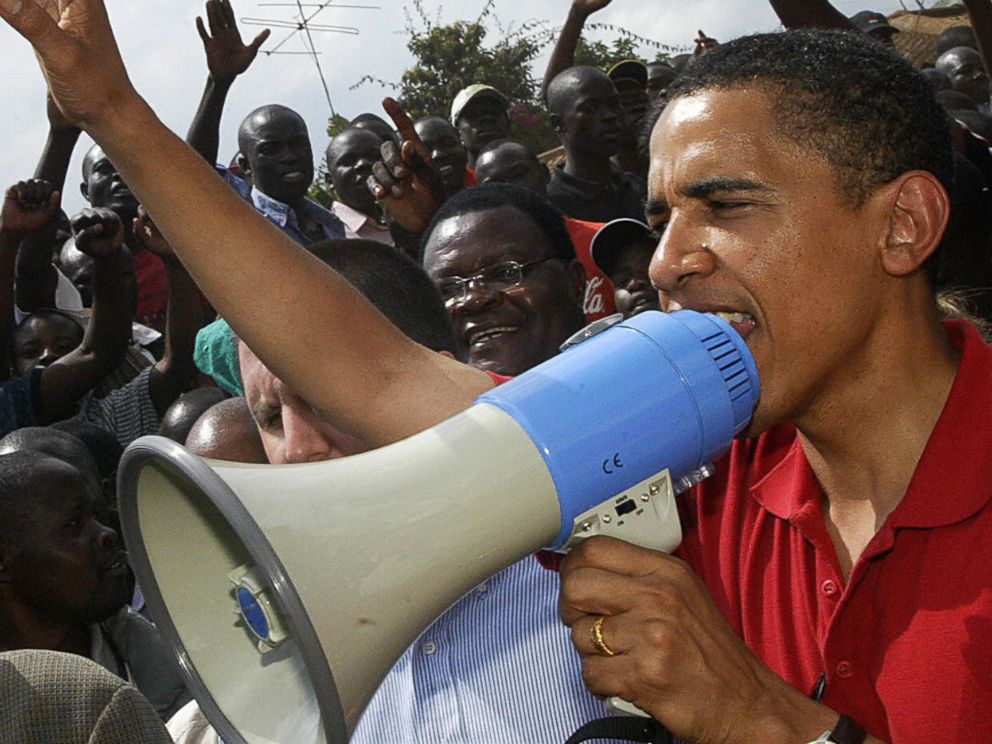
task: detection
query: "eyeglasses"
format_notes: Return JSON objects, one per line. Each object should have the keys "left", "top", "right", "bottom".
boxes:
{"left": 438, "top": 257, "right": 561, "bottom": 305}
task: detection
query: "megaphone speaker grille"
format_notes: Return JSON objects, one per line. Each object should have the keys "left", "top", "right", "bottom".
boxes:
{"left": 120, "top": 439, "right": 342, "bottom": 744}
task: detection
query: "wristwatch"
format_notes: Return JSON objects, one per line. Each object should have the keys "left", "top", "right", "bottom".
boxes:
{"left": 807, "top": 715, "right": 867, "bottom": 744}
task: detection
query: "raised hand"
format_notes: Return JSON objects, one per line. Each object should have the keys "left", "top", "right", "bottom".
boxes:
{"left": 0, "top": 0, "right": 138, "bottom": 134}
{"left": 132, "top": 204, "right": 174, "bottom": 259}
{"left": 572, "top": 0, "right": 613, "bottom": 17}
{"left": 694, "top": 29, "right": 719, "bottom": 56}
{"left": 0, "top": 179, "right": 60, "bottom": 238}
{"left": 71, "top": 207, "right": 124, "bottom": 257}
{"left": 196, "top": 0, "right": 270, "bottom": 85}
{"left": 367, "top": 97, "right": 445, "bottom": 234}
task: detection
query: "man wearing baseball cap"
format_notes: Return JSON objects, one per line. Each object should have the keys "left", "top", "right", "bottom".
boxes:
{"left": 449, "top": 84, "right": 511, "bottom": 178}
{"left": 849, "top": 10, "right": 899, "bottom": 45}
{"left": 589, "top": 217, "right": 659, "bottom": 318}
{"left": 607, "top": 60, "right": 651, "bottom": 178}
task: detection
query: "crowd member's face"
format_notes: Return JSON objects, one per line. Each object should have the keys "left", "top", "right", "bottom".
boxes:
{"left": 80, "top": 147, "right": 139, "bottom": 221}
{"left": 866, "top": 27, "right": 896, "bottom": 47}
{"left": 243, "top": 109, "right": 314, "bottom": 205}
{"left": 414, "top": 118, "right": 468, "bottom": 197}
{"left": 942, "top": 47, "right": 990, "bottom": 104}
{"left": 456, "top": 97, "right": 510, "bottom": 154}
{"left": 239, "top": 345, "right": 367, "bottom": 464}
{"left": 556, "top": 73, "right": 623, "bottom": 157}
{"left": 647, "top": 88, "right": 886, "bottom": 435}
{"left": 13, "top": 314, "right": 84, "bottom": 377}
{"left": 1, "top": 459, "right": 129, "bottom": 626}
{"left": 475, "top": 143, "right": 549, "bottom": 195}
{"left": 61, "top": 250, "right": 96, "bottom": 308}
{"left": 646, "top": 64, "right": 677, "bottom": 104}
{"left": 423, "top": 206, "right": 585, "bottom": 376}
{"left": 326, "top": 128, "right": 381, "bottom": 217}
{"left": 614, "top": 79, "right": 650, "bottom": 140}
{"left": 609, "top": 238, "right": 660, "bottom": 317}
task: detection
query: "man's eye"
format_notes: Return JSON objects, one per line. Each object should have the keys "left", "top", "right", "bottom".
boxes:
{"left": 487, "top": 264, "right": 520, "bottom": 282}
{"left": 438, "top": 281, "right": 462, "bottom": 298}
{"left": 264, "top": 412, "right": 283, "bottom": 431}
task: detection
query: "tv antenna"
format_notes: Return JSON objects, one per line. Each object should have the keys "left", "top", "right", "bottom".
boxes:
{"left": 241, "top": 0, "right": 380, "bottom": 116}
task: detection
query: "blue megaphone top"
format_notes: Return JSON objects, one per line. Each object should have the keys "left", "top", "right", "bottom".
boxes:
{"left": 475, "top": 310, "right": 760, "bottom": 548}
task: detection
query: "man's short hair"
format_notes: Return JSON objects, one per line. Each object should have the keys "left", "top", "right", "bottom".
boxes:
{"left": 307, "top": 239, "right": 458, "bottom": 354}
{"left": 0, "top": 451, "right": 56, "bottom": 538}
{"left": 423, "top": 183, "right": 576, "bottom": 263}
{"left": 667, "top": 30, "right": 954, "bottom": 207}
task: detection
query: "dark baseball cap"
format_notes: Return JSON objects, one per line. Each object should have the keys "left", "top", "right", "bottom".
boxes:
{"left": 849, "top": 10, "right": 899, "bottom": 36}
{"left": 607, "top": 60, "right": 648, "bottom": 88}
{"left": 590, "top": 218, "right": 655, "bottom": 277}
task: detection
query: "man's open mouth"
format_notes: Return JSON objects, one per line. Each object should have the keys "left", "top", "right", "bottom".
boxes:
{"left": 468, "top": 325, "right": 520, "bottom": 345}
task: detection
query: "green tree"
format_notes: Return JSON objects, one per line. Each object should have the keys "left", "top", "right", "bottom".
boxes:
{"left": 349, "top": 1, "right": 683, "bottom": 156}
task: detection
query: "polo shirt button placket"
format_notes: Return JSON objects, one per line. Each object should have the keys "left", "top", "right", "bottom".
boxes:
{"left": 821, "top": 579, "right": 839, "bottom": 597}
{"left": 835, "top": 660, "right": 853, "bottom": 679}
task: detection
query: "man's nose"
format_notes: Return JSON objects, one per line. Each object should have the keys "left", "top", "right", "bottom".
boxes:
{"left": 94, "top": 520, "right": 119, "bottom": 551}
{"left": 449, "top": 281, "right": 502, "bottom": 316}
{"left": 282, "top": 408, "right": 333, "bottom": 464}
{"left": 648, "top": 218, "right": 717, "bottom": 294}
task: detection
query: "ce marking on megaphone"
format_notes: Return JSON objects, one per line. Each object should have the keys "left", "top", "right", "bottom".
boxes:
{"left": 602, "top": 452, "right": 624, "bottom": 474}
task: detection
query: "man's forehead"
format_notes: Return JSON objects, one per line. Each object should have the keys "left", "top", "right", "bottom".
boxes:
{"left": 648, "top": 90, "right": 786, "bottom": 195}
{"left": 425, "top": 208, "right": 548, "bottom": 271}
{"left": 480, "top": 145, "right": 530, "bottom": 170}
{"left": 328, "top": 129, "right": 380, "bottom": 160}
{"left": 247, "top": 112, "right": 308, "bottom": 143}
{"left": 239, "top": 347, "right": 283, "bottom": 407}
{"left": 415, "top": 118, "right": 457, "bottom": 140}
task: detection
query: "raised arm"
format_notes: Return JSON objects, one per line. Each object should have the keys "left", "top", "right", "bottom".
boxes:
{"left": 1, "top": 0, "right": 491, "bottom": 447}
{"left": 132, "top": 207, "right": 210, "bottom": 416}
{"left": 767, "top": 0, "right": 853, "bottom": 31}
{"left": 0, "top": 180, "right": 61, "bottom": 380}
{"left": 17, "top": 92, "right": 81, "bottom": 311}
{"left": 186, "top": 0, "right": 269, "bottom": 164}
{"left": 541, "top": 0, "right": 613, "bottom": 102}
{"left": 38, "top": 208, "right": 133, "bottom": 421}
{"left": 963, "top": 0, "right": 992, "bottom": 83}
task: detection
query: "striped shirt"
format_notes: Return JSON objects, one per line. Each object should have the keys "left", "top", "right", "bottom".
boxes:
{"left": 78, "top": 366, "right": 159, "bottom": 447}
{"left": 352, "top": 556, "right": 611, "bottom": 743}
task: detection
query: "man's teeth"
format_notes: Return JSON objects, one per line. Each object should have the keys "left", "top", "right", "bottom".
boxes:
{"left": 469, "top": 326, "right": 517, "bottom": 343}
{"left": 714, "top": 311, "right": 754, "bottom": 324}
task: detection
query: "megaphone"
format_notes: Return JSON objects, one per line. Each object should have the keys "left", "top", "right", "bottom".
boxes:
{"left": 117, "top": 310, "right": 758, "bottom": 744}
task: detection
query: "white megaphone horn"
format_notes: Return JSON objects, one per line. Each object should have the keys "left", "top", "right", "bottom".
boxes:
{"left": 117, "top": 309, "right": 759, "bottom": 744}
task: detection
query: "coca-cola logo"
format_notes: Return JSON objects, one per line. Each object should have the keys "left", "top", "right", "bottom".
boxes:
{"left": 584, "top": 277, "right": 606, "bottom": 315}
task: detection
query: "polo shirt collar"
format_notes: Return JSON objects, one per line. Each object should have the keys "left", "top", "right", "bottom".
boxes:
{"left": 749, "top": 320, "right": 992, "bottom": 529}
{"left": 332, "top": 200, "right": 378, "bottom": 233}
{"left": 250, "top": 188, "right": 342, "bottom": 237}
{"left": 250, "top": 186, "right": 292, "bottom": 228}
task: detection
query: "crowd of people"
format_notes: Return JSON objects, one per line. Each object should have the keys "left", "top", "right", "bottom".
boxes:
{"left": 0, "top": 0, "right": 991, "bottom": 741}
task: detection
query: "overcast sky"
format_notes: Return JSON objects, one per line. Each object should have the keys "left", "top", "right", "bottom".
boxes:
{"left": 1, "top": 0, "right": 911, "bottom": 215}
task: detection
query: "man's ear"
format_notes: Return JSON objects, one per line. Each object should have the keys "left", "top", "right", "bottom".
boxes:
{"left": 879, "top": 171, "right": 950, "bottom": 277}
{"left": 79, "top": 181, "right": 88, "bottom": 200}
{"left": 549, "top": 113, "right": 563, "bottom": 134}
{"left": 237, "top": 154, "right": 252, "bottom": 178}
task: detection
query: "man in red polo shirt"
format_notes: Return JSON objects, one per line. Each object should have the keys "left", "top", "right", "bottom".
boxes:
{"left": 7, "top": 5, "right": 988, "bottom": 742}
{"left": 558, "top": 30, "right": 991, "bottom": 744}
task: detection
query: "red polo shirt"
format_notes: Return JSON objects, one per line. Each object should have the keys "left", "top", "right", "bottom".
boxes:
{"left": 677, "top": 319, "right": 992, "bottom": 741}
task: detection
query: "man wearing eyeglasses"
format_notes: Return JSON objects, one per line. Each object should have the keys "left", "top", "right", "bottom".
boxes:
{"left": 420, "top": 183, "right": 588, "bottom": 377}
